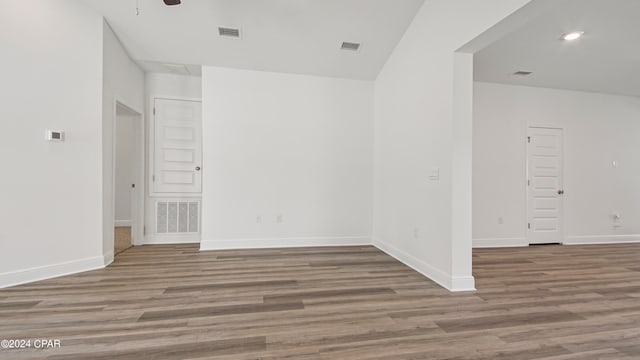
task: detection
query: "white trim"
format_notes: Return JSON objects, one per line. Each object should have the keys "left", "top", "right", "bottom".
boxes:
{"left": 201, "top": 236, "right": 370, "bottom": 251}
{"left": 114, "top": 220, "right": 132, "bottom": 227}
{"left": 0, "top": 256, "right": 106, "bottom": 289}
{"left": 153, "top": 95, "right": 203, "bottom": 103}
{"left": 564, "top": 235, "right": 640, "bottom": 245}
{"left": 450, "top": 275, "right": 476, "bottom": 292}
{"left": 527, "top": 123, "right": 565, "bottom": 131}
{"left": 373, "top": 238, "right": 476, "bottom": 292}
{"left": 103, "top": 250, "right": 114, "bottom": 266}
{"left": 113, "top": 98, "right": 145, "bottom": 248}
{"left": 149, "top": 192, "right": 202, "bottom": 198}
{"left": 473, "top": 237, "right": 528, "bottom": 248}
{"left": 144, "top": 234, "right": 201, "bottom": 245}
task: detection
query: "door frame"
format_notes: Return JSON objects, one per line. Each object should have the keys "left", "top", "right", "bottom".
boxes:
{"left": 148, "top": 95, "right": 203, "bottom": 198}
{"left": 526, "top": 125, "right": 566, "bottom": 245}
{"left": 113, "top": 98, "right": 144, "bottom": 247}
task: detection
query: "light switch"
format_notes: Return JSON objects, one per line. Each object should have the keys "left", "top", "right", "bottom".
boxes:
{"left": 429, "top": 167, "right": 440, "bottom": 181}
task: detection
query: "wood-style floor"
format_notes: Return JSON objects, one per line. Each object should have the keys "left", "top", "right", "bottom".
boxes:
{"left": 114, "top": 227, "right": 132, "bottom": 255}
{"left": 1, "top": 244, "right": 640, "bottom": 359}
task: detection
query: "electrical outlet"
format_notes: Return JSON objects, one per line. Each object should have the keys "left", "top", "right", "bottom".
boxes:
{"left": 611, "top": 212, "right": 621, "bottom": 230}
{"left": 256, "top": 215, "right": 262, "bottom": 223}
{"left": 498, "top": 217, "right": 504, "bottom": 225}
{"left": 276, "top": 214, "right": 283, "bottom": 223}
{"left": 611, "top": 212, "right": 621, "bottom": 223}
{"left": 413, "top": 228, "right": 420, "bottom": 239}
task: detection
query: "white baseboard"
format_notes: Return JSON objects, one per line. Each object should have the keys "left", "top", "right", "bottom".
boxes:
{"left": 200, "top": 236, "right": 370, "bottom": 251}
{"left": 450, "top": 276, "right": 476, "bottom": 291}
{"left": 103, "top": 250, "right": 114, "bottom": 266}
{"left": 114, "top": 220, "right": 132, "bottom": 227}
{"left": 373, "top": 238, "right": 475, "bottom": 292}
{"left": 564, "top": 234, "right": 640, "bottom": 245}
{"left": 144, "top": 234, "right": 201, "bottom": 245}
{"left": 0, "top": 256, "right": 106, "bottom": 289}
{"left": 473, "top": 237, "right": 527, "bottom": 248}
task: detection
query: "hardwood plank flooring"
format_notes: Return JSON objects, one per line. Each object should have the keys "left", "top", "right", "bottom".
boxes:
{"left": 1, "top": 244, "right": 640, "bottom": 359}
{"left": 114, "top": 227, "right": 132, "bottom": 255}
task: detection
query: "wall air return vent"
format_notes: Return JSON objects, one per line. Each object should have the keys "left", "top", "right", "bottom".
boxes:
{"left": 513, "top": 70, "right": 533, "bottom": 76}
{"left": 218, "top": 27, "right": 241, "bottom": 38}
{"left": 341, "top": 42, "right": 361, "bottom": 51}
{"left": 156, "top": 201, "right": 200, "bottom": 234}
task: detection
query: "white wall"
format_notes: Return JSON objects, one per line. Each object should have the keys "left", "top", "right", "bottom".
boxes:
{"left": 201, "top": 67, "right": 373, "bottom": 249}
{"left": 473, "top": 82, "right": 640, "bottom": 247}
{"left": 102, "top": 22, "right": 145, "bottom": 257}
{"left": 144, "top": 73, "right": 202, "bottom": 244}
{"left": 0, "top": 1, "right": 104, "bottom": 287}
{"left": 115, "top": 113, "right": 136, "bottom": 225}
{"left": 373, "top": 0, "right": 531, "bottom": 291}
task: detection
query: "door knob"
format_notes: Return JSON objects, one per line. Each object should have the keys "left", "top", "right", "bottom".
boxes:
{"left": 195, "top": 166, "right": 201, "bottom": 171}
{"left": 557, "top": 189, "right": 564, "bottom": 195}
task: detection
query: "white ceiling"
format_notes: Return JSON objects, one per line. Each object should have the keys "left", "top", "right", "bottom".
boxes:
{"left": 475, "top": 0, "right": 640, "bottom": 97}
{"left": 82, "top": 0, "right": 425, "bottom": 80}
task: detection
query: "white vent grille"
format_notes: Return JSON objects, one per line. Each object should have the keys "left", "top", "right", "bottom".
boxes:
{"left": 163, "top": 63, "right": 190, "bottom": 75}
{"left": 218, "top": 27, "right": 241, "bottom": 38}
{"left": 341, "top": 42, "right": 361, "bottom": 51}
{"left": 156, "top": 201, "right": 199, "bottom": 234}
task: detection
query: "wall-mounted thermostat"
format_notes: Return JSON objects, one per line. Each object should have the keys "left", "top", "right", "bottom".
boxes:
{"left": 46, "top": 130, "right": 64, "bottom": 141}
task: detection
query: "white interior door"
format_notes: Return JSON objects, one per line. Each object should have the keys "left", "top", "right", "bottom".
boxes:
{"left": 153, "top": 98, "right": 202, "bottom": 193}
{"left": 527, "top": 127, "right": 564, "bottom": 244}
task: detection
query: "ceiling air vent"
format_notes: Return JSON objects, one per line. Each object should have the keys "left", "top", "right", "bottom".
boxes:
{"left": 341, "top": 42, "right": 361, "bottom": 51}
{"left": 163, "top": 63, "right": 190, "bottom": 75}
{"left": 513, "top": 70, "right": 533, "bottom": 76}
{"left": 218, "top": 27, "right": 241, "bottom": 38}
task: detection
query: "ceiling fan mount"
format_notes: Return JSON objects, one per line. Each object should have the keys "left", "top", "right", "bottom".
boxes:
{"left": 163, "top": 0, "right": 181, "bottom": 5}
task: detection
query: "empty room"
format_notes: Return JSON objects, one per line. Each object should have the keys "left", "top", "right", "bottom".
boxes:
{"left": 1, "top": 0, "right": 639, "bottom": 359}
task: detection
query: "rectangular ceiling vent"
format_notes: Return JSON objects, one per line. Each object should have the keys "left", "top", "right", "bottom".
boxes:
{"left": 513, "top": 70, "right": 533, "bottom": 76}
{"left": 341, "top": 42, "right": 361, "bottom": 51}
{"left": 163, "top": 63, "right": 190, "bottom": 75}
{"left": 218, "top": 27, "right": 241, "bottom": 38}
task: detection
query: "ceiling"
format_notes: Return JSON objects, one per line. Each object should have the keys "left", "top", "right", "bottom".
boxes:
{"left": 475, "top": 0, "right": 640, "bottom": 97}
{"left": 82, "top": 0, "right": 425, "bottom": 80}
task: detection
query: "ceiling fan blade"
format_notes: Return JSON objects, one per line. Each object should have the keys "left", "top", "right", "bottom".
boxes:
{"left": 163, "top": 0, "right": 181, "bottom": 5}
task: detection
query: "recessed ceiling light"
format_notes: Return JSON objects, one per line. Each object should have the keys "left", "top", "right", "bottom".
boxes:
{"left": 562, "top": 31, "right": 584, "bottom": 41}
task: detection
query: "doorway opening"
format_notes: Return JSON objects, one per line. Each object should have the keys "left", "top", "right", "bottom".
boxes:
{"left": 114, "top": 102, "right": 143, "bottom": 255}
